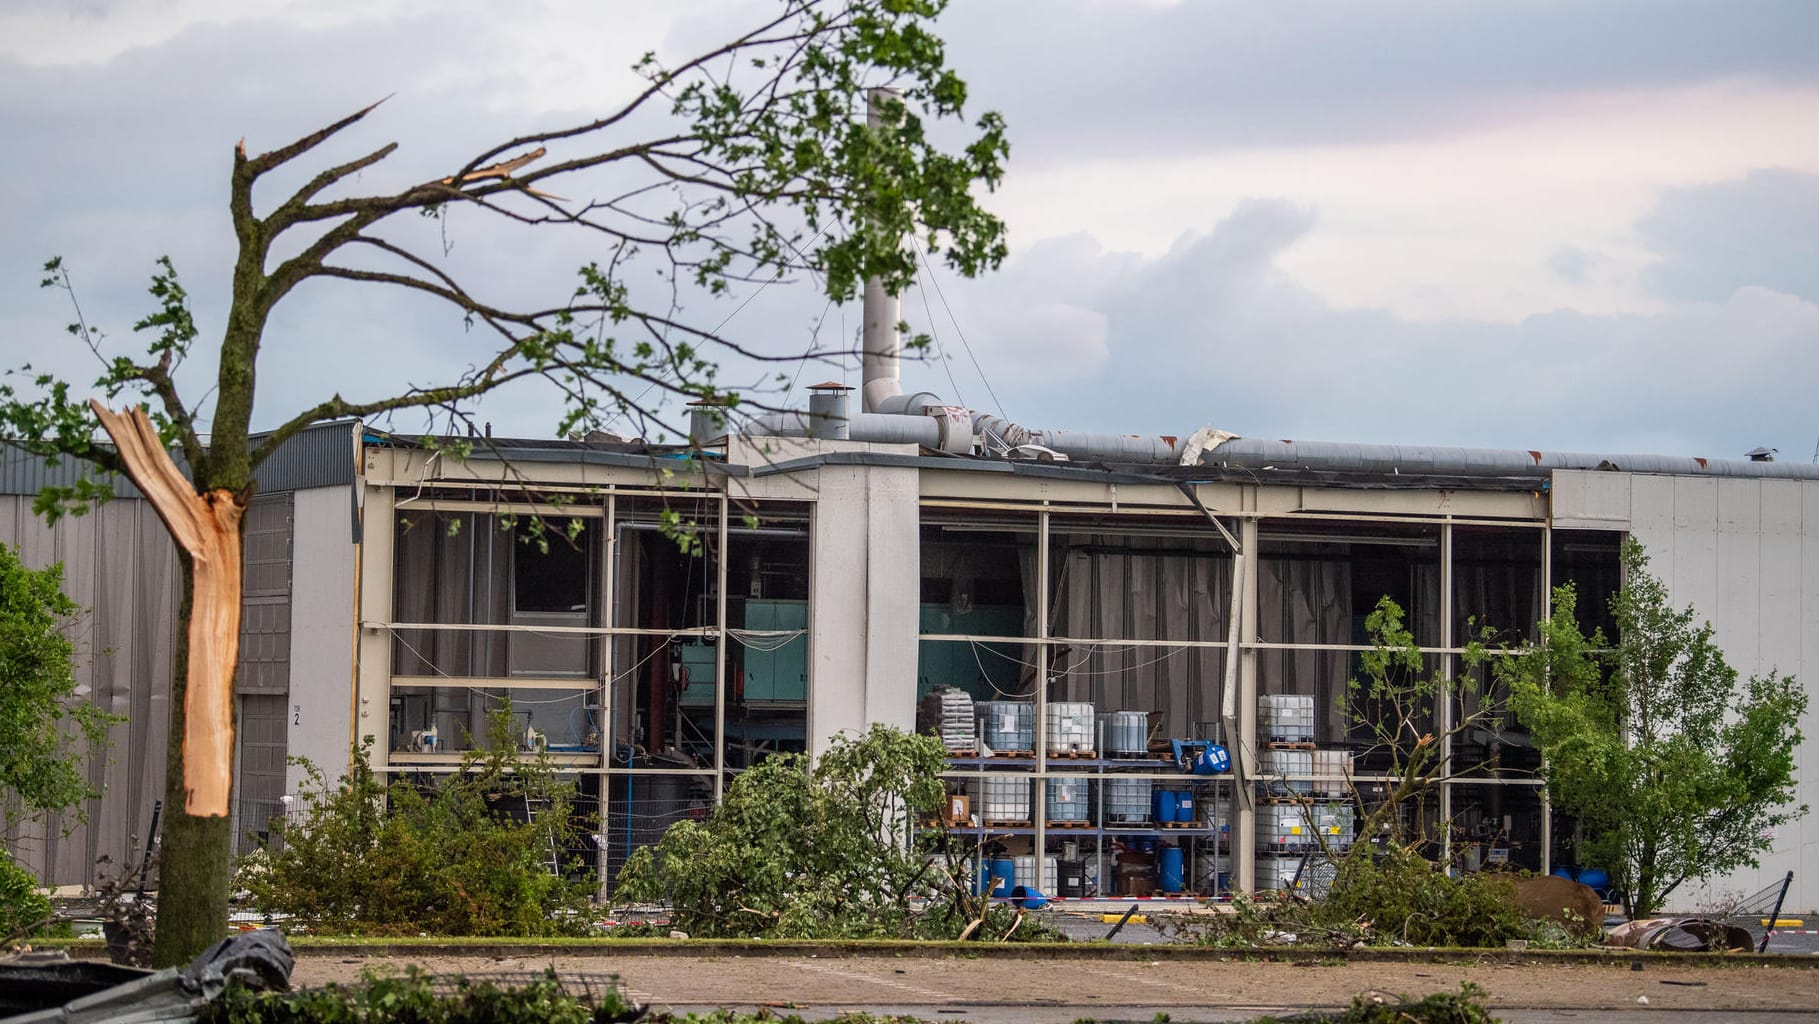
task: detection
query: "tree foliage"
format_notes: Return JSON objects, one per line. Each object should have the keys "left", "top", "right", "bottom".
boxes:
{"left": 0, "top": 544, "right": 115, "bottom": 829}
{"left": 1341, "top": 596, "right": 1495, "bottom": 851}
{"left": 615, "top": 724, "right": 1033, "bottom": 940}
{"left": 1497, "top": 538, "right": 1808, "bottom": 917}
{"left": 0, "top": 0, "right": 1009, "bottom": 965}
{"left": 237, "top": 718, "right": 594, "bottom": 937}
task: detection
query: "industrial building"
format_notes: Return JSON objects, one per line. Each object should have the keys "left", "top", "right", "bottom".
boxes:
{"left": 5, "top": 293, "right": 1816, "bottom": 910}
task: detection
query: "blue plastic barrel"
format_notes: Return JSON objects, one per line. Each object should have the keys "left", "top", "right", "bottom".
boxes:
{"left": 989, "top": 857, "right": 1017, "bottom": 897}
{"left": 1152, "top": 789, "right": 1179, "bottom": 823}
{"left": 1174, "top": 792, "right": 1196, "bottom": 821}
{"left": 1009, "top": 884, "right": 1050, "bottom": 910}
{"left": 1158, "top": 846, "right": 1185, "bottom": 893}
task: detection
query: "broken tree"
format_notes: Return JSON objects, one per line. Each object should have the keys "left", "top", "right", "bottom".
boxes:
{"left": 1, "top": 0, "right": 1008, "bottom": 965}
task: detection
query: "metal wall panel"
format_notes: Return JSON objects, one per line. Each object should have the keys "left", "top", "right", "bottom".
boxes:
{"left": 0, "top": 495, "right": 178, "bottom": 888}
{"left": 1550, "top": 470, "right": 1632, "bottom": 531}
{"left": 1626, "top": 476, "right": 1819, "bottom": 913}
{"left": 236, "top": 494, "right": 294, "bottom": 696}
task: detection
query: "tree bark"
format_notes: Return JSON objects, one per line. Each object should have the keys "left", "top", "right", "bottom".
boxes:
{"left": 90, "top": 402, "right": 246, "bottom": 966}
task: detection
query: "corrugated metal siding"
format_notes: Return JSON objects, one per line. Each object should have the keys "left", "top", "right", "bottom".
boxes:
{"left": 251, "top": 420, "right": 358, "bottom": 493}
{"left": 0, "top": 419, "right": 356, "bottom": 500}
{"left": 1, "top": 495, "right": 177, "bottom": 887}
{"left": 236, "top": 494, "right": 293, "bottom": 695}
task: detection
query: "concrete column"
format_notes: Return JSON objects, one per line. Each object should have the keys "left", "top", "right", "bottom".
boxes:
{"left": 1234, "top": 516, "right": 1260, "bottom": 892}
{"left": 287, "top": 486, "right": 359, "bottom": 793}
{"left": 862, "top": 468, "right": 920, "bottom": 734}
{"left": 808, "top": 468, "right": 869, "bottom": 753}
{"left": 353, "top": 480, "right": 395, "bottom": 771}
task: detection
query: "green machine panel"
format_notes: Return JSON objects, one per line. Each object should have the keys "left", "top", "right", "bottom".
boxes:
{"left": 676, "top": 641, "right": 717, "bottom": 706}
{"left": 743, "top": 599, "right": 808, "bottom": 703}
{"left": 917, "top": 603, "right": 1025, "bottom": 700}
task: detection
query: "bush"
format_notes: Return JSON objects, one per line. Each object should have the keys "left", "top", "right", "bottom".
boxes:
{"left": 615, "top": 724, "right": 1048, "bottom": 941}
{"left": 1172, "top": 847, "right": 1581, "bottom": 950}
{"left": 209, "top": 967, "right": 642, "bottom": 1024}
{"left": 0, "top": 846, "right": 52, "bottom": 943}
{"left": 237, "top": 714, "right": 594, "bottom": 936}
{"left": 1315, "top": 847, "right": 1530, "bottom": 948}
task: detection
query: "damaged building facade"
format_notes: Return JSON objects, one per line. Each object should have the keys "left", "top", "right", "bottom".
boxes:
{"left": 349, "top": 417, "right": 1819, "bottom": 909}
{"left": 5, "top": 404, "right": 1817, "bottom": 911}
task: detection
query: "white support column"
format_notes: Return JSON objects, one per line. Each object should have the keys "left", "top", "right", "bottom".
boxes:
{"left": 1234, "top": 516, "right": 1260, "bottom": 892}
{"left": 353, "top": 480, "right": 395, "bottom": 773}
{"left": 1539, "top": 525, "right": 1552, "bottom": 876}
{"left": 716, "top": 491, "right": 731, "bottom": 803}
{"left": 862, "top": 468, "right": 919, "bottom": 735}
{"left": 1034, "top": 509, "right": 1050, "bottom": 869}
{"left": 1439, "top": 521, "right": 1454, "bottom": 868}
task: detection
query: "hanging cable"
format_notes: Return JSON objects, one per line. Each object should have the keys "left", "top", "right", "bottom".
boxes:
{"left": 914, "top": 237, "right": 1006, "bottom": 420}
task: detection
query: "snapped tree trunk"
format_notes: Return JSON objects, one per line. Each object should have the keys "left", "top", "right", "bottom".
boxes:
{"left": 90, "top": 402, "right": 245, "bottom": 965}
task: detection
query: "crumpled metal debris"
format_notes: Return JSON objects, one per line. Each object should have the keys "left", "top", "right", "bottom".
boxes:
{"left": 2, "top": 929, "right": 293, "bottom": 1024}
{"left": 1603, "top": 917, "right": 1754, "bottom": 952}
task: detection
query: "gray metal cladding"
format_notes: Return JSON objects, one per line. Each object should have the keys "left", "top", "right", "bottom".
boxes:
{"left": 0, "top": 419, "right": 356, "bottom": 500}
{"left": 0, "top": 494, "right": 178, "bottom": 888}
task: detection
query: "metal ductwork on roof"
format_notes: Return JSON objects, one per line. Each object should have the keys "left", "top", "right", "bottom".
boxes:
{"left": 1192, "top": 437, "right": 1819, "bottom": 481}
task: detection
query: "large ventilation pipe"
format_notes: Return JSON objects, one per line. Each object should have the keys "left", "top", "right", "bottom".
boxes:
{"left": 861, "top": 88, "right": 905, "bottom": 415}
{"left": 1195, "top": 437, "right": 1819, "bottom": 481}
{"left": 748, "top": 88, "right": 1189, "bottom": 465}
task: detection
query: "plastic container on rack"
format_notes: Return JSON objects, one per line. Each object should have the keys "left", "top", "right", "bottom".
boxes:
{"left": 988, "top": 857, "right": 1016, "bottom": 896}
{"left": 1057, "top": 858, "right": 1087, "bottom": 897}
{"left": 1255, "top": 855, "right": 1302, "bottom": 894}
{"left": 1312, "top": 749, "right": 1350, "bottom": 795}
{"left": 1158, "top": 846, "right": 1186, "bottom": 893}
{"left": 1101, "top": 710, "right": 1150, "bottom": 758}
{"left": 1046, "top": 701, "right": 1095, "bottom": 755}
{"left": 1046, "top": 778, "right": 1089, "bottom": 822}
{"left": 1256, "top": 804, "right": 1312, "bottom": 853}
{"left": 1013, "top": 854, "right": 1057, "bottom": 893}
{"left": 1174, "top": 791, "right": 1196, "bottom": 822}
{"left": 1259, "top": 694, "right": 1316, "bottom": 743}
{"left": 1152, "top": 788, "right": 1179, "bottom": 823}
{"left": 1309, "top": 801, "right": 1355, "bottom": 847}
{"left": 1105, "top": 778, "right": 1150, "bottom": 824}
{"left": 977, "top": 701, "right": 1035, "bottom": 753}
{"left": 980, "top": 776, "right": 1032, "bottom": 823}
{"left": 1262, "top": 749, "right": 1313, "bottom": 796}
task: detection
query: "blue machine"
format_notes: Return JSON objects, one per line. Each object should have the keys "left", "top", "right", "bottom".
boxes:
{"left": 1170, "top": 738, "right": 1231, "bottom": 775}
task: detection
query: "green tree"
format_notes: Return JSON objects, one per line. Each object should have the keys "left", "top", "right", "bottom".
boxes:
{"left": 1341, "top": 596, "right": 1496, "bottom": 852}
{"left": 0, "top": 544, "right": 114, "bottom": 942}
{"left": 238, "top": 715, "right": 593, "bottom": 937}
{"left": 1497, "top": 538, "right": 1807, "bottom": 918}
{"left": 0, "top": 0, "right": 1006, "bottom": 965}
{"left": 615, "top": 724, "right": 1023, "bottom": 939}
{"left": 0, "top": 544, "right": 114, "bottom": 829}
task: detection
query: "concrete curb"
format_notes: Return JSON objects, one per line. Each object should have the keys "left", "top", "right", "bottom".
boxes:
{"left": 35, "top": 937, "right": 1817, "bottom": 967}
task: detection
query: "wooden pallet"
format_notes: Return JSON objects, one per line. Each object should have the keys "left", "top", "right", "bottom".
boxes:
{"left": 945, "top": 748, "right": 979, "bottom": 758}
{"left": 1047, "top": 820, "right": 1093, "bottom": 829}
{"left": 989, "top": 750, "right": 1035, "bottom": 759}
{"left": 1047, "top": 749, "right": 1099, "bottom": 759}
{"left": 1257, "top": 792, "right": 1318, "bottom": 803}
{"left": 982, "top": 819, "right": 1033, "bottom": 829}
{"left": 1158, "top": 820, "right": 1205, "bottom": 829}
{"left": 1265, "top": 741, "right": 1316, "bottom": 750}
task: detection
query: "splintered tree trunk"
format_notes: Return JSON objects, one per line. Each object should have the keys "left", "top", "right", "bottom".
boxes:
{"left": 90, "top": 402, "right": 246, "bottom": 966}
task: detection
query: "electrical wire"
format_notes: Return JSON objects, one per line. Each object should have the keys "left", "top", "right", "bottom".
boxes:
{"left": 914, "top": 237, "right": 1005, "bottom": 420}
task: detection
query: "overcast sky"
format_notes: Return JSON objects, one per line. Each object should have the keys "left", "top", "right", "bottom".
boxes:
{"left": 2, "top": 0, "right": 1816, "bottom": 459}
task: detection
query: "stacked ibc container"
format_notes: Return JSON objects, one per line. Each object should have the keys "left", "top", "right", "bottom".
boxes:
{"left": 1258, "top": 694, "right": 1315, "bottom": 743}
